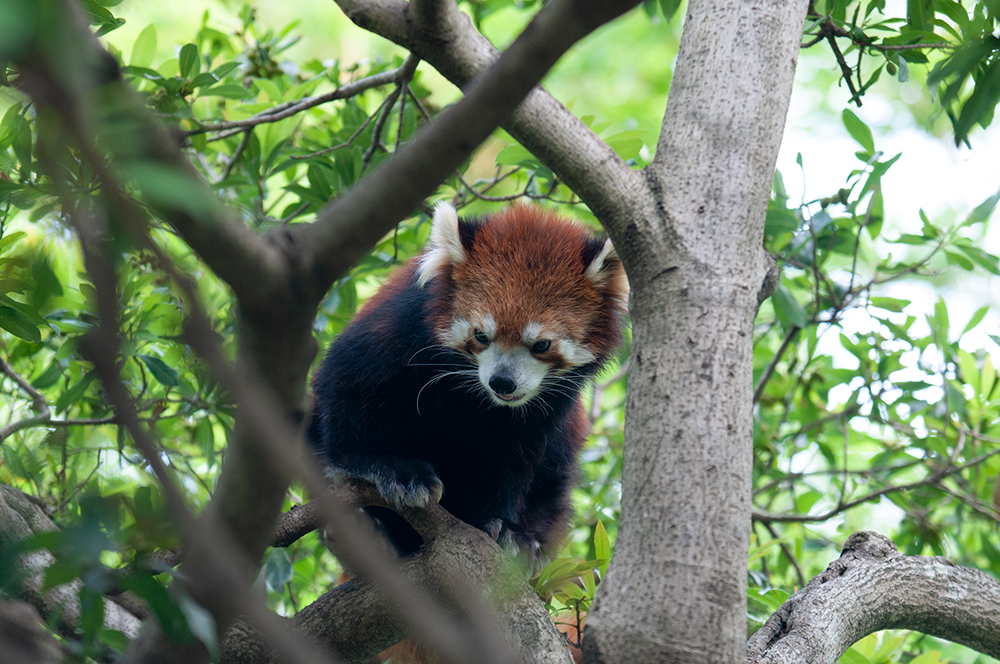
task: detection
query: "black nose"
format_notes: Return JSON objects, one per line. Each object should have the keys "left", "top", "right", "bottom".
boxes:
{"left": 489, "top": 375, "right": 517, "bottom": 395}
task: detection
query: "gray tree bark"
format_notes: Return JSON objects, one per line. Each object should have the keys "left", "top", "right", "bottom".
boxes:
{"left": 583, "top": 2, "right": 808, "bottom": 662}
{"left": 0, "top": 486, "right": 142, "bottom": 640}
{"left": 747, "top": 531, "right": 1000, "bottom": 663}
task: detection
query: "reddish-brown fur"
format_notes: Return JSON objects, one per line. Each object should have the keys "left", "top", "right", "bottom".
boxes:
{"left": 428, "top": 205, "right": 625, "bottom": 367}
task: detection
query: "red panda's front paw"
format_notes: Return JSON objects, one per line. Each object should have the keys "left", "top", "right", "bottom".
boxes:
{"left": 334, "top": 459, "right": 444, "bottom": 509}
{"left": 370, "top": 463, "right": 444, "bottom": 509}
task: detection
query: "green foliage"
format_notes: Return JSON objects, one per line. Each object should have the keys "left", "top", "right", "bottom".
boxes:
{"left": 753, "top": 110, "right": 1000, "bottom": 662}
{"left": 0, "top": 2, "right": 997, "bottom": 662}
{"left": 801, "top": 0, "right": 1000, "bottom": 145}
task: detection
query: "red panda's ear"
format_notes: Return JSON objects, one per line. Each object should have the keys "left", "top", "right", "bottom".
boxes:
{"left": 417, "top": 202, "right": 466, "bottom": 287}
{"left": 584, "top": 238, "right": 619, "bottom": 283}
{"left": 585, "top": 238, "right": 630, "bottom": 305}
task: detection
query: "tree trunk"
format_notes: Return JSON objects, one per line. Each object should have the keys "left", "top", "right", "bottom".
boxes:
{"left": 583, "top": 2, "right": 808, "bottom": 662}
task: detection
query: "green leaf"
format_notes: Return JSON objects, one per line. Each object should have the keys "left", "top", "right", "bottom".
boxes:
{"left": 119, "top": 573, "right": 192, "bottom": 642}
{"left": 495, "top": 144, "right": 538, "bottom": 168}
{"left": 179, "top": 43, "right": 200, "bottom": 79}
{"left": 196, "top": 418, "right": 215, "bottom": 469}
{"left": 658, "top": 0, "right": 682, "bottom": 22}
{"left": 0, "top": 231, "right": 26, "bottom": 253}
{"left": 772, "top": 284, "right": 808, "bottom": 329}
{"left": 0, "top": 305, "right": 40, "bottom": 343}
{"left": 594, "top": 521, "right": 611, "bottom": 576}
{"left": 190, "top": 72, "right": 220, "bottom": 89}
{"left": 127, "top": 162, "right": 218, "bottom": 219}
{"left": 957, "top": 350, "right": 979, "bottom": 393}
{"left": 905, "top": 0, "right": 925, "bottom": 30}
{"left": 178, "top": 594, "right": 218, "bottom": 658}
{"left": 0, "top": 104, "right": 24, "bottom": 151}
{"left": 945, "top": 249, "right": 975, "bottom": 270}
{"left": 839, "top": 646, "right": 873, "bottom": 664}
{"left": 870, "top": 296, "right": 909, "bottom": 312}
{"left": 80, "top": 591, "right": 105, "bottom": 641}
{"left": 842, "top": 109, "right": 875, "bottom": 154}
{"left": 931, "top": 297, "right": 950, "bottom": 348}
{"left": 13, "top": 115, "right": 32, "bottom": 179}
{"left": 265, "top": 548, "right": 293, "bottom": 591}
{"left": 606, "top": 134, "right": 644, "bottom": 161}
{"left": 982, "top": 355, "right": 996, "bottom": 400}
{"left": 31, "top": 361, "right": 63, "bottom": 389}
{"left": 130, "top": 25, "right": 157, "bottom": 68}
{"left": 955, "top": 244, "right": 1000, "bottom": 275}
{"left": 78, "top": 0, "right": 117, "bottom": 28}
{"left": 212, "top": 62, "right": 240, "bottom": 79}
{"left": 964, "top": 186, "right": 1000, "bottom": 226}
{"left": 55, "top": 370, "right": 96, "bottom": 414}
{"left": 140, "top": 354, "right": 179, "bottom": 387}
{"left": 953, "top": 58, "right": 1000, "bottom": 144}
{"left": 908, "top": 651, "right": 943, "bottom": 664}
{"left": 962, "top": 305, "right": 990, "bottom": 335}
{"left": 199, "top": 84, "right": 254, "bottom": 99}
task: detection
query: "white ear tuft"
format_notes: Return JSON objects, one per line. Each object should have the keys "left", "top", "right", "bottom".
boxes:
{"left": 585, "top": 238, "right": 630, "bottom": 308}
{"left": 416, "top": 202, "right": 466, "bottom": 288}
{"left": 584, "top": 238, "right": 617, "bottom": 283}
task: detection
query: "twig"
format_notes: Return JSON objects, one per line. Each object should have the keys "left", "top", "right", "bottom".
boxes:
{"left": 761, "top": 521, "right": 805, "bottom": 588}
{"left": 289, "top": 98, "right": 386, "bottom": 161}
{"left": 755, "top": 429, "right": 991, "bottom": 524}
{"left": 362, "top": 55, "right": 421, "bottom": 170}
{"left": 826, "top": 31, "right": 862, "bottom": 106}
{"left": 752, "top": 326, "right": 799, "bottom": 404}
{"left": 0, "top": 357, "right": 120, "bottom": 442}
{"left": 590, "top": 360, "right": 629, "bottom": 424}
{"left": 362, "top": 85, "right": 401, "bottom": 170}
{"left": 182, "top": 64, "right": 412, "bottom": 138}
{"left": 218, "top": 129, "right": 253, "bottom": 183}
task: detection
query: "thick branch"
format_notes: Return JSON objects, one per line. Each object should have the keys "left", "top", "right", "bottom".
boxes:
{"left": 747, "top": 531, "right": 1000, "bottom": 663}
{"left": 224, "top": 483, "right": 573, "bottom": 664}
{"left": 0, "top": 485, "right": 142, "bottom": 641}
{"left": 336, "top": 0, "right": 645, "bottom": 226}
{"left": 308, "top": 0, "right": 644, "bottom": 291}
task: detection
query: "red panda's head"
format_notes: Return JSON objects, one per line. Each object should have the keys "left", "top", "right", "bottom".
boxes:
{"left": 417, "top": 202, "right": 628, "bottom": 408}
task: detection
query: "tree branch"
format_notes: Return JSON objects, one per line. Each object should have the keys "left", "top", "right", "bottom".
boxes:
{"left": 753, "top": 429, "right": 1000, "bottom": 524}
{"left": 0, "top": 356, "right": 122, "bottom": 443}
{"left": 747, "top": 531, "right": 1000, "bottom": 663}
{"left": 0, "top": 485, "right": 142, "bottom": 642}
{"left": 328, "top": 0, "right": 644, "bottom": 241}
{"left": 299, "top": 0, "right": 641, "bottom": 297}
{"left": 224, "top": 483, "right": 573, "bottom": 664}
{"left": 12, "top": 0, "right": 287, "bottom": 310}
{"left": 182, "top": 59, "right": 418, "bottom": 138}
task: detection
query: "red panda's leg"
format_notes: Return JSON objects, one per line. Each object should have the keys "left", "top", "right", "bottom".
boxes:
{"left": 328, "top": 453, "right": 444, "bottom": 509}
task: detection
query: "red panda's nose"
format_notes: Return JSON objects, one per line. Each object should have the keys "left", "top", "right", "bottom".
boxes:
{"left": 489, "top": 374, "right": 518, "bottom": 395}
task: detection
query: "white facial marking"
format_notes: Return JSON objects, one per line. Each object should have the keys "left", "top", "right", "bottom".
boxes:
{"left": 443, "top": 318, "right": 472, "bottom": 348}
{"left": 522, "top": 321, "right": 544, "bottom": 344}
{"left": 416, "top": 202, "right": 465, "bottom": 288}
{"left": 479, "top": 313, "right": 497, "bottom": 338}
{"left": 477, "top": 344, "right": 549, "bottom": 407}
{"left": 558, "top": 339, "right": 597, "bottom": 366}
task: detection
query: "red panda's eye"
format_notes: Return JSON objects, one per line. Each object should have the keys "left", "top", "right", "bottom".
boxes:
{"left": 531, "top": 340, "right": 551, "bottom": 354}
{"left": 474, "top": 329, "right": 491, "bottom": 346}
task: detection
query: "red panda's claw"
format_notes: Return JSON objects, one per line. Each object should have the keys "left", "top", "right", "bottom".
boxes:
{"left": 385, "top": 476, "right": 444, "bottom": 509}
{"left": 485, "top": 518, "right": 504, "bottom": 541}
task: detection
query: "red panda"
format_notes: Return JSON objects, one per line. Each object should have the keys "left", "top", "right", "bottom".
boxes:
{"left": 308, "top": 202, "right": 628, "bottom": 560}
